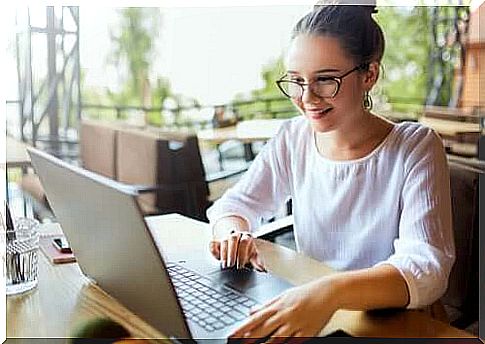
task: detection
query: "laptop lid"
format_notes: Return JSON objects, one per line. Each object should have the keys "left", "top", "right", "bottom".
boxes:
{"left": 28, "top": 148, "right": 192, "bottom": 339}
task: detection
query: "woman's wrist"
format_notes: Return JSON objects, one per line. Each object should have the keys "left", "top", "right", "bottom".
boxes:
{"left": 314, "top": 275, "right": 343, "bottom": 313}
{"left": 212, "top": 215, "right": 250, "bottom": 240}
{"left": 323, "top": 274, "right": 348, "bottom": 311}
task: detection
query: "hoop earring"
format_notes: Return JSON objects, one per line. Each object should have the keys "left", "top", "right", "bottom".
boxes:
{"left": 363, "top": 91, "right": 373, "bottom": 111}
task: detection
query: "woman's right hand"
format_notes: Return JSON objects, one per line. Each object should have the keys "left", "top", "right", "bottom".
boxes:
{"left": 209, "top": 230, "right": 266, "bottom": 272}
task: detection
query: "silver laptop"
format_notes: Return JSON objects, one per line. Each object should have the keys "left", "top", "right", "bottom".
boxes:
{"left": 28, "top": 148, "right": 292, "bottom": 341}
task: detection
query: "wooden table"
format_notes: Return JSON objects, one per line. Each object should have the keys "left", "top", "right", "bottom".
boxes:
{"left": 197, "top": 119, "right": 286, "bottom": 145}
{"left": 198, "top": 119, "right": 286, "bottom": 163}
{"left": 7, "top": 214, "right": 475, "bottom": 340}
{"left": 4, "top": 136, "right": 31, "bottom": 169}
{"left": 419, "top": 117, "right": 480, "bottom": 136}
{"left": 419, "top": 117, "right": 481, "bottom": 157}
{"left": 3, "top": 136, "right": 32, "bottom": 206}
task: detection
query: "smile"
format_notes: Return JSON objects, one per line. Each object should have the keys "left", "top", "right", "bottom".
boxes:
{"left": 305, "top": 107, "right": 333, "bottom": 119}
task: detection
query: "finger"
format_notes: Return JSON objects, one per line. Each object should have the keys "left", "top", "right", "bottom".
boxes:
{"left": 249, "top": 255, "right": 266, "bottom": 272}
{"left": 265, "top": 325, "right": 296, "bottom": 344}
{"left": 227, "top": 232, "right": 242, "bottom": 268}
{"left": 229, "top": 307, "right": 278, "bottom": 338}
{"left": 220, "top": 240, "right": 228, "bottom": 268}
{"left": 247, "top": 244, "right": 266, "bottom": 272}
{"left": 236, "top": 235, "right": 253, "bottom": 269}
{"left": 242, "top": 308, "right": 287, "bottom": 340}
{"left": 249, "top": 295, "right": 280, "bottom": 315}
{"left": 209, "top": 241, "right": 220, "bottom": 259}
{"left": 236, "top": 234, "right": 249, "bottom": 269}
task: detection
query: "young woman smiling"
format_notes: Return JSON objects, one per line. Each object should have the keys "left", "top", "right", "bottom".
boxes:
{"left": 207, "top": 5, "right": 455, "bottom": 340}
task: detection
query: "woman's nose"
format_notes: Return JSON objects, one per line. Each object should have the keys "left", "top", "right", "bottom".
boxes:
{"left": 301, "top": 84, "right": 320, "bottom": 104}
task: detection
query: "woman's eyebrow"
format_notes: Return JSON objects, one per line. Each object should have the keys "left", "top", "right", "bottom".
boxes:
{"left": 314, "top": 68, "right": 341, "bottom": 74}
{"left": 286, "top": 68, "right": 341, "bottom": 74}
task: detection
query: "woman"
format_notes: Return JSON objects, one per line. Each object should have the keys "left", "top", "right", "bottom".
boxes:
{"left": 207, "top": 5, "right": 455, "bottom": 339}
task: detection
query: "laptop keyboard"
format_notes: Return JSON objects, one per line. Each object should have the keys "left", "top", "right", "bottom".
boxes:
{"left": 166, "top": 263, "right": 260, "bottom": 332}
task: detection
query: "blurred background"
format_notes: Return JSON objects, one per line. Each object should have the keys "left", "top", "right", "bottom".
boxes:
{"left": 5, "top": 3, "right": 483, "bottom": 146}
{"left": 4, "top": 1, "right": 484, "bottom": 212}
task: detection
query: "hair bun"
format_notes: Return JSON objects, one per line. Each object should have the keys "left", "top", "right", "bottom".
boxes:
{"left": 313, "top": 2, "right": 378, "bottom": 16}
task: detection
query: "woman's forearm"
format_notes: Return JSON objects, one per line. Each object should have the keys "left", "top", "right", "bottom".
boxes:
{"left": 322, "top": 264, "right": 409, "bottom": 311}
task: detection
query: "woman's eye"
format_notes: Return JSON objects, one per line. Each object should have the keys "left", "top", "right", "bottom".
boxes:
{"left": 289, "top": 77, "right": 304, "bottom": 83}
{"left": 316, "top": 76, "right": 333, "bottom": 82}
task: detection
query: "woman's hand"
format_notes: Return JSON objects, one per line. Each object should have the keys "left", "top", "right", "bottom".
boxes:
{"left": 209, "top": 231, "right": 266, "bottom": 271}
{"left": 229, "top": 279, "right": 338, "bottom": 342}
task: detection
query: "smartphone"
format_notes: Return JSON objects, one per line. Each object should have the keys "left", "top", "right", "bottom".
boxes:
{"left": 52, "top": 237, "right": 72, "bottom": 253}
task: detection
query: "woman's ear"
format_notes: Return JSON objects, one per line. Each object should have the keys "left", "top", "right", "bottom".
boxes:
{"left": 363, "top": 61, "right": 380, "bottom": 90}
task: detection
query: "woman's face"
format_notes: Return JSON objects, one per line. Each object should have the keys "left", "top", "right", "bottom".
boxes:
{"left": 285, "top": 34, "right": 375, "bottom": 133}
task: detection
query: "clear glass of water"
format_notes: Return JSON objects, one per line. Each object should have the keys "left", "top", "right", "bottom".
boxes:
{"left": 5, "top": 217, "right": 40, "bottom": 295}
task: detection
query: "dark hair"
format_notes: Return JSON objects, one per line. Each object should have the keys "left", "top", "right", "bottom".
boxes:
{"left": 292, "top": 5, "right": 385, "bottom": 66}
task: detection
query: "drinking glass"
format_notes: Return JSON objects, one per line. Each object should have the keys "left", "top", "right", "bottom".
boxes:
{"left": 5, "top": 218, "right": 40, "bottom": 295}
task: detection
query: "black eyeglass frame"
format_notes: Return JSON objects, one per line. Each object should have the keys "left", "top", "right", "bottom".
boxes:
{"left": 276, "top": 63, "right": 369, "bottom": 100}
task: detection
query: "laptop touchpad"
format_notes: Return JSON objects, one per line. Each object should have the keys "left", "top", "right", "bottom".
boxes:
{"left": 209, "top": 267, "right": 292, "bottom": 303}
{"left": 209, "top": 267, "right": 260, "bottom": 290}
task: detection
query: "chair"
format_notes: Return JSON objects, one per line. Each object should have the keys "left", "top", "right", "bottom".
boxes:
{"left": 115, "top": 128, "right": 209, "bottom": 219}
{"left": 441, "top": 161, "right": 481, "bottom": 329}
{"left": 79, "top": 119, "right": 119, "bottom": 179}
{"left": 19, "top": 172, "right": 54, "bottom": 220}
{"left": 116, "top": 127, "right": 248, "bottom": 220}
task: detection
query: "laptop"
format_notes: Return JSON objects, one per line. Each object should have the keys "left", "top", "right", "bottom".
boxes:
{"left": 28, "top": 148, "right": 292, "bottom": 341}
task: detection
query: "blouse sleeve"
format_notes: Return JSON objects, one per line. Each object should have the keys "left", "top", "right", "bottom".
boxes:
{"left": 206, "top": 123, "right": 292, "bottom": 232}
{"left": 375, "top": 128, "right": 455, "bottom": 309}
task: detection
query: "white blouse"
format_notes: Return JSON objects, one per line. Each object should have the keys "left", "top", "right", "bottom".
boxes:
{"left": 207, "top": 115, "right": 455, "bottom": 309}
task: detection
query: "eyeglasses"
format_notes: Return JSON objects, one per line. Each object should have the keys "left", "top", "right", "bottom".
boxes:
{"left": 276, "top": 64, "right": 367, "bottom": 100}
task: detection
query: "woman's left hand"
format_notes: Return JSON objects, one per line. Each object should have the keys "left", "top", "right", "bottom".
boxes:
{"left": 229, "top": 279, "right": 339, "bottom": 342}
